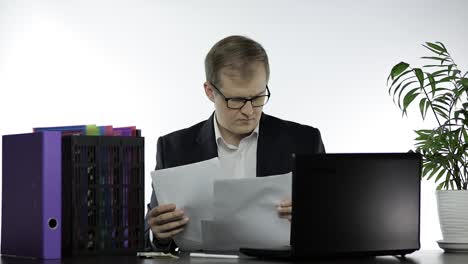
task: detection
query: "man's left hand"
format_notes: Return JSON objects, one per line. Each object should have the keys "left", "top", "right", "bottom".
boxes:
{"left": 277, "top": 199, "right": 292, "bottom": 221}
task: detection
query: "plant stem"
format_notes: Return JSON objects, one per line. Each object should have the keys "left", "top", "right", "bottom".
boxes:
{"left": 413, "top": 66, "right": 443, "bottom": 128}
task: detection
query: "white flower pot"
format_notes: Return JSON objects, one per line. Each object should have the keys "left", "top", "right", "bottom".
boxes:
{"left": 436, "top": 190, "right": 468, "bottom": 243}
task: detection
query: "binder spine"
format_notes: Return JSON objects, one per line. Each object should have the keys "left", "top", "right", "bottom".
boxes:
{"left": 42, "top": 132, "right": 62, "bottom": 259}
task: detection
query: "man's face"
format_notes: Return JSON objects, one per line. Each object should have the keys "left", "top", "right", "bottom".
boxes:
{"left": 205, "top": 62, "right": 267, "bottom": 138}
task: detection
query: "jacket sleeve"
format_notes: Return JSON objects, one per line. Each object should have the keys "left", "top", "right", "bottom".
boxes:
{"left": 144, "top": 137, "right": 177, "bottom": 252}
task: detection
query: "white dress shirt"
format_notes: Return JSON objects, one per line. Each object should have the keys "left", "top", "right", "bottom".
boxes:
{"left": 150, "top": 115, "right": 260, "bottom": 249}
{"left": 214, "top": 113, "right": 259, "bottom": 179}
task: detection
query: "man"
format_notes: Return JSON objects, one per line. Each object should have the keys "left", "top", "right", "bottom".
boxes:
{"left": 145, "top": 35, "right": 325, "bottom": 251}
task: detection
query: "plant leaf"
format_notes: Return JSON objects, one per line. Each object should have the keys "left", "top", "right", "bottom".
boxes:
{"left": 434, "top": 97, "right": 451, "bottom": 107}
{"left": 419, "top": 98, "right": 427, "bottom": 119}
{"left": 422, "top": 44, "right": 445, "bottom": 56}
{"left": 437, "top": 76, "right": 457, "bottom": 84}
{"left": 403, "top": 91, "right": 420, "bottom": 112}
{"left": 430, "top": 68, "right": 452, "bottom": 77}
{"left": 388, "top": 71, "right": 414, "bottom": 94}
{"left": 422, "top": 162, "right": 433, "bottom": 175}
{"left": 433, "top": 106, "right": 449, "bottom": 119}
{"left": 421, "top": 56, "right": 449, "bottom": 64}
{"left": 462, "top": 128, "right": 468, "bottom": 143}
{"left": 427, "top": 166, "right": 442, "bottom": 180}
{"left": 436, "top": 181, "right": 445, "bottom": 190}
{"left": 435, "top": 42, "right": 448, "bottom": 52}
{"left": 434, "top": 168, "right": 447, "bottom": 182}
{"left": 448, "top": 64, "right": 453, "bottom": 75}
{"left": 426, "top": 42, "right": 447, "bottom": 53}
{"left": 398, "top": 87, "right": 420, "bottom": 110}
{"left": 393, "top": 80, "right": 418, "bottom": 101}
{"left": 425, "top": 100, "right": 431, "bottom": 118}
{"left": 459, "top": 78, "right": 468, "bottom": 88}
{"left": 427, "top": 73, "right": 436, "bottom": 97}
{"left": 389, "top": 62, "right": 410, "bottom": 81}
{"left": 414, "top": 68, "right": 425, "bottom": 88}
{"left": 422, "top": 64, "right": 451, "bottom": 68}
{"left": 445, "top": 171, "right": 452, "bottom": 190}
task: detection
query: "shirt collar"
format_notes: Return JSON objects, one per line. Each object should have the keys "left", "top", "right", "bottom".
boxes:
{"left": 214, "top": 113, "right": 259, "bottom": 148}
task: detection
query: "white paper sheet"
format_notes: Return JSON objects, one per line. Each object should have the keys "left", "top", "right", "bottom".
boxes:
{"left": 205, "top": 173, "right": 292, "bottom": 251}
{"left": 151, "top": 158, "right": 222, "bottom": 250}
{"left": 151, "top": 158, "right": 292, "bottom": 251}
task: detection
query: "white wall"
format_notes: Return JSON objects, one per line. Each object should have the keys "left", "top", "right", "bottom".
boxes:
{"left": 1, "top": 0, "right": 467, "bottom": 250}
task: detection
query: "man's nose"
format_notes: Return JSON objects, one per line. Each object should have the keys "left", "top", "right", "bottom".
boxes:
{"left": 240, "top": 101, "right": 254, "bottom": 115}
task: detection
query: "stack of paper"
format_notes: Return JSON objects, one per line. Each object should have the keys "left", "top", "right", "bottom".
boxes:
{"left": 151, "top": 158, "right": 291, "bottom": 251}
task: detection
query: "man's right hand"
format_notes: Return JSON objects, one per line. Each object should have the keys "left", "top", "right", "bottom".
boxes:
{"left": 147, "top": 203, "right": 190, "bottom": 242}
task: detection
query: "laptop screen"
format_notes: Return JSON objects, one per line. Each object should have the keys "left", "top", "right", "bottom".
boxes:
{"left": 291, "top": 153, "right": 421, "bottom": 256}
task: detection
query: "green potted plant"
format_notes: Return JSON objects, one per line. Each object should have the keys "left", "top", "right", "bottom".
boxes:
{"left": 387, "top": 41, "right": 468, "bottom": 252}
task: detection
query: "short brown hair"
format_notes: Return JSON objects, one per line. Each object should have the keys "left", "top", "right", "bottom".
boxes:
{"left": 205, "top": 35, "right": 270, "bottom": 88}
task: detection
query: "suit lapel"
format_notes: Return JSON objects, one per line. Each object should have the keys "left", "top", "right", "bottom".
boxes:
{"left": 257, "top": 113, "right": 274, "bottom": 177}
{"left": 256, "top": 113, "right": 292, "bottom": 177}
{"left": 195, "top": 113, "right": 218, "bottom": 160}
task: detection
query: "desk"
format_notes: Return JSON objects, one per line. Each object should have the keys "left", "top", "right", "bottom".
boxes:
{"left": 1, "top": 250, "right": 467, "bottom": 264}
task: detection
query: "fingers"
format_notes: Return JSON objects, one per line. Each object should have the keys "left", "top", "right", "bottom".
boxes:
{"left": 277, "top": 199, "right": 292, "bottom": 214}
{"left": 278, "top": 199, "right": 292, "bottom": 220}
{"left": 278, "top": 210, "right": 292, "bottom": 221}
{"left": 277, "top": 205, "right": 292, "bottom": 220}
{"left": 155, "top": 226, "right": 185, "bottom": 240}
{"left": 277, "top": 205, "right": 292, "bottom": 215}
{"left": 156, "top": 216, "right": 189, "bottom": 233}
{"left": 149, "top": 203, "right": 176, "bottom": 217}
{"left": 154, "top": 209, "right": 185, "bottom": 225}
{"left": 153, "top": 216, "right": 190, "bottom": 240}
{"left": 147, "top": 205, "right": 185, "bottom": 227}
{"left": 147, "top": 211, "right": 182, "bottom": 228}
{"left": 280, "top": 199, "right": 292, "bottom": 207}
{"left": 147, "top": 203, "right": 189, "bottom": 241}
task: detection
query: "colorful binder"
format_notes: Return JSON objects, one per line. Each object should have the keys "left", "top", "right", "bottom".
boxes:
{"left": 32, "top": 125, "right": 139, "bottom": 137}
{"left": 1, "top": 131, "right": 62, "bottom": 259}
{"left": 33, "top": 125, "right": 87, "bottom": 135}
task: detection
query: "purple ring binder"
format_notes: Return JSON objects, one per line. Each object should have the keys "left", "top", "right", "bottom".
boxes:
{"left": 1, "top": 131, "right": 62, "bottom": 259}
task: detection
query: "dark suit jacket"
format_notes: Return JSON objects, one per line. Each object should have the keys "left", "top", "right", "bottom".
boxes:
{"left": 145, "top": 112, "right": 325, "bottom": 249}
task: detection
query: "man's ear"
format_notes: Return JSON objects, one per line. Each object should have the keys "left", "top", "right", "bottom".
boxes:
{"left": 204, "top": 82, "right": 215, "bottom": 103}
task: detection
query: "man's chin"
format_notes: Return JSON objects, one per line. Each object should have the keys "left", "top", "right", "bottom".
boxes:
{"left": 232, "top": 124, "right": 257, "bottom": 135}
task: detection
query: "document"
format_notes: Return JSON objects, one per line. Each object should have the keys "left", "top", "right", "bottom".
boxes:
{"left": 151, "top": 158, "right": 222, "bottom": 250}
{"left": 151, "top": 158, "right": 291, "bottom": 251}
{"left": 204, "top": 173, "right": 292, "bottom": 250}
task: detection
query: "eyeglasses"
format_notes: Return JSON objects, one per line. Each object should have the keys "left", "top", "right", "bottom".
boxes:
{"left": 210, "top": 83, "right": 271, "bottom": 109}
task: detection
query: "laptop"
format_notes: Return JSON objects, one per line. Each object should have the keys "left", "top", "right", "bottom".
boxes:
{"left": 240, "top": 153, "right": 421, "bottom": 259}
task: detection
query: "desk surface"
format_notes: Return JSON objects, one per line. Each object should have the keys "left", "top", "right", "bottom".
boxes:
{"left": 1, "top": 250, "right": 467, "bottom": 264}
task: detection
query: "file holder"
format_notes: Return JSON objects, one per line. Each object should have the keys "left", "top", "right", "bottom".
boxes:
{"left": 61, "top": 135, "right": 145, "bottom": 256}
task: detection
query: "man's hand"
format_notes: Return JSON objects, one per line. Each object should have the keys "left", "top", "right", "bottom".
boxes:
{"left": 277, "top": 199, "right": 292, "bottom": 221}
{"left": 147, "top": 203, "right": 190, "bottom": 242}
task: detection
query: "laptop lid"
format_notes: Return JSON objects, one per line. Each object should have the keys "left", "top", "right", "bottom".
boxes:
{"left": 291, "top": 153, "right": 421, "bottom": 257}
